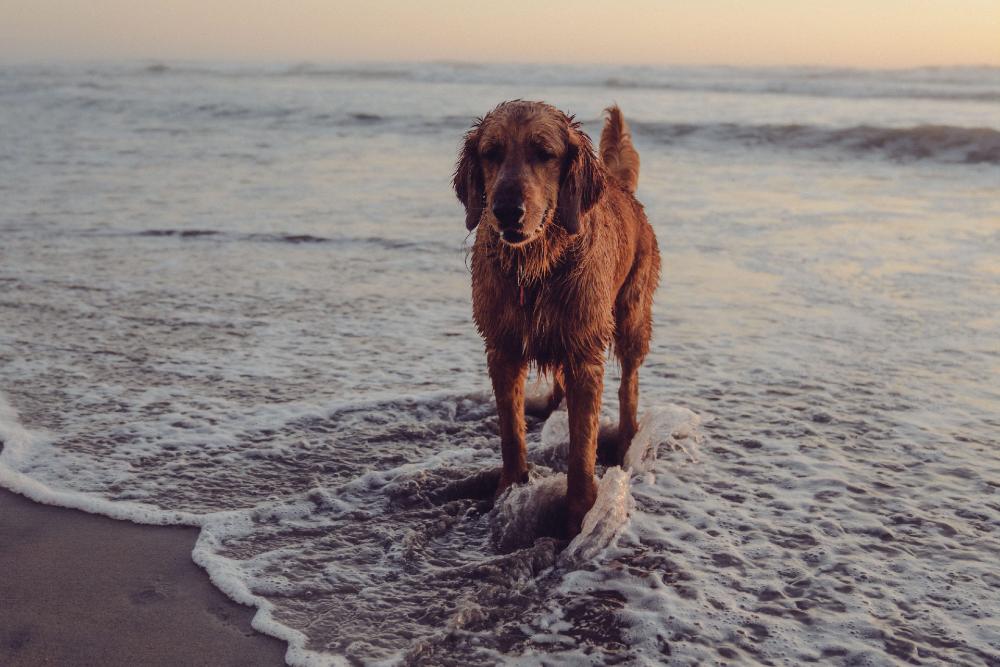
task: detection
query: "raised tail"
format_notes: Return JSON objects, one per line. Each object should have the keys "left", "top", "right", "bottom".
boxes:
{"left": 599, "top": 105, "right": 640, "bottom": 193}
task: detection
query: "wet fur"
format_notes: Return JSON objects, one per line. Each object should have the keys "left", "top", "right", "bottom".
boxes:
{"left": 454, "top": 101, "right": 660, "bottom": 536}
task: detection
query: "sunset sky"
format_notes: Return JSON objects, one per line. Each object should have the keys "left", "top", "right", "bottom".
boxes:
{"left": 3, "top": 0, "right": 998, "bottom": 68}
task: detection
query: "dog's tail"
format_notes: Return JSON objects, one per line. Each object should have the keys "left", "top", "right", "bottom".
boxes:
{"left": 599, "top": 105, "right": 640, "bottom": 193}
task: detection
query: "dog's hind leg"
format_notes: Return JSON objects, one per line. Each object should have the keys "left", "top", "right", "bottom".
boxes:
{"left": 613, "top": 234, "right": 660, "bottom": 467}
{"left": 488, "top": 348, "right": 530, "bottom": 495}
{"left": 615, "top": 356, "right": 641, "bottom": 467}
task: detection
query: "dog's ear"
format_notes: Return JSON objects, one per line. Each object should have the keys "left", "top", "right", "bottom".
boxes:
{"left": 557, "top": 125, "right": 605, "bottom": 234}
{"left": 453, "top": 125, "right": 484, "bottom": 231}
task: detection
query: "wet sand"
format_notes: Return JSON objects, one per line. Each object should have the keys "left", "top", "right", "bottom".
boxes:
{"left": 0, "top": 488, "right": 287, "bottom": 666}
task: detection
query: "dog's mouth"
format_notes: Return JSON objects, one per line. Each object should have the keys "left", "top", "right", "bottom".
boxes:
{"left": 498, "top": 207, "right": 550, "bottom": 246}
{"left": 500, "top": 228, "right": 527, "bottom": 244}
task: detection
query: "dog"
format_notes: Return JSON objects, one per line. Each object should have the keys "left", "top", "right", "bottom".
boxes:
{"left": 454, "top": 101, "right": 660, "bottom": 536}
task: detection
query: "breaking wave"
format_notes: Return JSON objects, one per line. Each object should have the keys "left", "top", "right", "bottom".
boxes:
{"left": 635, "top": 121, "right": 1000, "bottom": 164}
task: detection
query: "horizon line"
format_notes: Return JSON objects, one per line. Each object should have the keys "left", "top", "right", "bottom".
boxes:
{"left": 3, "top": 56, "right": 999, "bottom": 72}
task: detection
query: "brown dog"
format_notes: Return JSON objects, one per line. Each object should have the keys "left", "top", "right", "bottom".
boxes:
{"left": 454, "top": 101, "right": 660, "bottom": 536}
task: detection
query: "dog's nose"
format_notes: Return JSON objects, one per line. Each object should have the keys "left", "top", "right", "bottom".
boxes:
{"left": 492, "top": 201, "right": 525, "bottom": 229}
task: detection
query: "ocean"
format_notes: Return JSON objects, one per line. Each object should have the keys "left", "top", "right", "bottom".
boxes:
{"left": 0, "top": 61, "right": 998, "bottom": 665}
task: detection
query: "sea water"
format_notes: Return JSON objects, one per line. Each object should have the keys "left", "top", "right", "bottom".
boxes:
{"left": 1, "top": 62, "right": 998, "bottom": 665}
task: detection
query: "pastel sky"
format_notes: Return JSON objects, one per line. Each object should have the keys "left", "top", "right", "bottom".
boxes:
{"left": 3, "top": 0, "right": 998, "bottom": 67}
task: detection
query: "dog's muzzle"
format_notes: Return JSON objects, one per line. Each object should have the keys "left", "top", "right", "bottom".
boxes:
{"left": 497, "top": 206, "right": 550, "bottom": 245}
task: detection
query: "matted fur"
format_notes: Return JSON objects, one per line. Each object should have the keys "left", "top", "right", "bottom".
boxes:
{"left": 454, "top": 101, "right": 660, "bottom": 536}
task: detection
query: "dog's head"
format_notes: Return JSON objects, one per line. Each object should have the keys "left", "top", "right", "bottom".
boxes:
{"left": 454, "top": 101, "right": 605, "bottom": 246}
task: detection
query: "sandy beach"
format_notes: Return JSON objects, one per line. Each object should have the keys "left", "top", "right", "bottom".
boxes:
{"left": 0, "top": 488, "right": 287, "bottom": 666}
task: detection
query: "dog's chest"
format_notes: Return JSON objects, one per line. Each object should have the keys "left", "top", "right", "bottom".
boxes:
{"left": 471, "top": 247, "right": 616, "bottom": 361}
{"left": 505, "top": 278, "right": 613, "bottom": 362}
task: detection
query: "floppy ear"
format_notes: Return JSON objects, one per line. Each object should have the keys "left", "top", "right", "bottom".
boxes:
{"left": 557, "top": 126, "right": 605, "bottom": 234}
{"left": 453, "top": 126, "right": 484, "bottom": 231}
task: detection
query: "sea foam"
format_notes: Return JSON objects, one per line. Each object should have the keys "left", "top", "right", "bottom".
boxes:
{"left": 1, "top": 386, "right": 700, "bottom": 666}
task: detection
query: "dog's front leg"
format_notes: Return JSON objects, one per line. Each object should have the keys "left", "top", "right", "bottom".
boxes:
{"left": 565, "top": 361, "right": 603, "bottom": 536}
{"left": 488, "top": 348, "right": 529, "bottom": 496}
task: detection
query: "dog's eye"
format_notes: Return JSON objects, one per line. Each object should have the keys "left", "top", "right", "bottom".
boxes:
{"left": 533, "top": 145, "right": 555, "bottom": 162}
{"left": 481, "top": 145, "right": 503, "bottom": 162}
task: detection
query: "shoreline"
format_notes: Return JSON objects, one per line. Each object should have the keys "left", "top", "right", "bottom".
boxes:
{"left": 0, "top": 487, "right": 288, "bottom": 666}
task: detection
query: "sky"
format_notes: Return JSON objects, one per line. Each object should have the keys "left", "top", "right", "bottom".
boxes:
{"left": 2, "top": 0, "right": 998, "bottom": 68}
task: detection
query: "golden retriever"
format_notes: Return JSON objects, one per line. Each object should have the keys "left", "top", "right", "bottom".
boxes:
{"left": 454, "top": 101, "right": 660, "bottom": 536}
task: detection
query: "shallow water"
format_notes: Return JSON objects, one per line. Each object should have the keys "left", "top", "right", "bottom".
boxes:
{"left": 1, "top": 62, "right": 998, "bottom": 665}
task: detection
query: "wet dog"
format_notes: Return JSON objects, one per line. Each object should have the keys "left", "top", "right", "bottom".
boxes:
{"left": 454, "top": 101, "right": 660, "bottom": 536}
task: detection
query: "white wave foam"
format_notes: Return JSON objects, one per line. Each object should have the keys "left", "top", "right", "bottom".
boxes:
{"left": 0, "top": 388, "right": 500, "bottom": 666}
{"left": 0, "top": 386, "right": 707, "bottom": 666}
{"left": 624, "top": 404, "right": 703, "bottom": 477}
{"left": 191, "top": 525, "right": 347, "bottom": 667}
{"left": 0, "top": 391, "right": 37, "bottom": 466}
{"left": 561, "top": 466, "right": 633, "bottom": 565}
{"left": 0, "top": 392, "right": 203, "bottom": 525}
{"left": 528, "top": 402, "right": 704, "bottom": 566}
